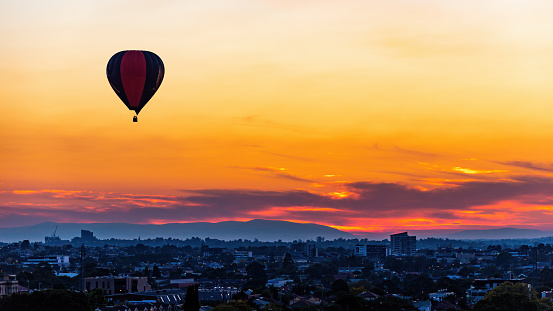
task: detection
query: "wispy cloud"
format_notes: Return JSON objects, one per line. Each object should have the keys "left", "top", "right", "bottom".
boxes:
{"left": 498, "top": 161, "right": 553, "bottom": 172}
{"left": 231, "top": 166, "right": 314, "bottom": 183}
{"left": 392, "top": 146, "right": 438, "bottom": 158}
{"left": 232, "top": 115, "right": 309, "bottom": 133}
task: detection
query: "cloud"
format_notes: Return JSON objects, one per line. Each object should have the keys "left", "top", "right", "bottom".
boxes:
{"left": 392, "top": 146, "right": 438, "bottom": 158}
{"left": 232, "top": 115, "right": 309, "bottom": 133}
{"left": 3, "top": 176, "right": 553, "bottom": 231}
{"left": 498, "top": 161, "right": 553, "bottom": 172}
{"left": 262, "top": 151, "right": 314, "bottom": 162}
{"left": 233, "top": 166, "right": 314, "bottom": 183}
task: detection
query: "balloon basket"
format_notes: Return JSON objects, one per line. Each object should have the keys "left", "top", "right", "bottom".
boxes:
{"left": 133, "top": 116, "right": 138, "bottom": 122}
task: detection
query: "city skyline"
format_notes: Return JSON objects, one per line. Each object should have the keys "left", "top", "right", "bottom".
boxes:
{"left": 3, "top": 1, "right": 553, "bottom": 235}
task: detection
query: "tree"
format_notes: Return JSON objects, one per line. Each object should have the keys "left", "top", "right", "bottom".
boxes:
{"left": 305, "top": 263, "right": 325, "bottom": 279}
{"left": 244, "top": 262, "right": 267, "bottom": 289}
{"left": 331, "top": 279, "right": 349, "bottom": 297}
{"left": 402, "top": 274, "right": 433, "bottom": 298}
{"left": 480, "top": 265, "right": 500, "bottom": 278}
{"left": 144, "top": 266, "right": 150, "bottom": 278}
{"left": 458, "top": 266, "right": 474, "bottom": 278}
{"left": 16, "top": 271, "right": 34, "bottom": 288}
{"left": 495, "top": 252, "right": 513, "bottom": 269}
{"left": 20, "top": 240, "right": 30, "bottom": 249}
{"left": 473, "top": 282, "right": 553, "bottom": 311}
{"left": 183, "top": 284, "right": 200, "bottom": 311}
{"left": 305, "top": 262, "right": 338, "bottom": 279}
{"left": 246, "top": 262, "right": 267, "bottom": 280}
{"left": 32, "top": 262, "right": 56, "bottom": 289}
{"left": 279, "top": 253, "right": 297, "bottom": 276}
{"left": 0, "top": 289, "right": 91, "bottom": 311}
{"left": 88, "top": 288, "right": 107, "bottom": 308}
{"left": 152, "top": 265, "right": 161, "bottom": 278}
{"left": 335, "top": 294, "right": 366, "bottom": 311}
{"left": 361, "top": 261, "right": 374, "bottom": 277}
{"left": 541, "top": 266, "right": 553, "bottom": 288}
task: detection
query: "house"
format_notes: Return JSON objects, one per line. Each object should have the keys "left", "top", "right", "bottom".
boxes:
{"left": 429, "top": 290, "right": 454, "bottom": 301}
{"left": 0, "top": 275, "right": 18, "bottom": 297}
{"left": 413, "top": 300, "right": 431, "bottom": 311}
{"left": 359, "top": 291, "right": 379, "bottom": 301}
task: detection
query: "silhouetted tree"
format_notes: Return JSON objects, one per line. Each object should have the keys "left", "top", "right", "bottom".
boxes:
{"left": 495, "top": 252, "right": 513, "bottom": 269}
{"left": 152, "top": 265, "right": 161, "bottom": 278}
{"left": 243, "top": 262, "right": 267, "bottom": 289}
{"left": 279, "top": 253, "right": 297, "bottom": 276}
{"left": 20, "top": 240, "right": 30, "bottom": 249}
{"left": 183, "top": 284, "right": 200, "bottom": 311}
{"left": 331, "top": 279, "right": 349, "bottom": 297}
{"left": 32, "top": 262, "right": 56, "bottom": 289}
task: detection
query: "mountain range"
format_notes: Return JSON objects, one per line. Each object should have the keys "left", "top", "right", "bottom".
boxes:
{"left": 0, "top": 219, "right": 355, "bottom": 243}
{"left": 446, "top": 227, "right": 553, "bottom": 240}
{"left": 1, "top": 220, "right": 553, "bottom": 243}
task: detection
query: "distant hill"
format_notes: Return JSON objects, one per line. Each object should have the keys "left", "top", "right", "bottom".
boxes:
{"left": 355, "top": 228, "right": 553, "bottom": 241}
{"left": 447, "top": 227, "right": 553, "bottom": 240}
{"left": 0, "top": 219, "right": 355, "bottom": 243}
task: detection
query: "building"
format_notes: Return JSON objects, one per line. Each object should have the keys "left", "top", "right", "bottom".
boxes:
{"left": 354, "top": 244, "right": 387, "bottom": 260}
{"left": 85, "top": 276, "right": 151, "bottom": 295}
{"left": 0, "top": 275, "right": 18, "bottom": 297}
{"left": 22, "top": 255, "right": 70, "bottom": 270}
{"left": 105, "top": 289, "right": 187, "bottom": 307}
{"left": 169, "top": 279, "right": 196, "bottom": 289}
{"left": 44, "top": 235, "right": 70, "bottom": 246}
{"left": 266, "top": 278, "right": 293, "bottom": 288}
{"left": 202, "top": 247, "right": 230, "bottom": 257}
{"left": 390, "top": 232, "right": 416, "bottom": 256}
{"left": 466, "top": 278, "right": 525, "bottom": 305}
{"left": 291, "top": 242, "right": 317, "bottom": 257}
{"left": 234, "top": 250, "right": 253, "bottom": 261}
{"left": 72, "top": 229, "right": 98, "bottom": 245}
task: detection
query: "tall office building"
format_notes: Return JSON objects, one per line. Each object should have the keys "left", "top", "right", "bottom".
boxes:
{"left": 390, "top": 232, "right": 416, "bottom": 256}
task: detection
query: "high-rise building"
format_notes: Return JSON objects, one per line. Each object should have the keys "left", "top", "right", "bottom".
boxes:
{"left": 291, "top": 242, "right": 318, "bottom": 257}
{"left": 81, "top": 230, "right": 94, "bottom": 241}
{"left": 71, "top": 230, "right": 98, "bottom": 246}
{"left": 390, "top": 232, "right": 416, "bottom": 256}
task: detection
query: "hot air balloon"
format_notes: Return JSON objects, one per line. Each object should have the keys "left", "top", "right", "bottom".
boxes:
{"left": 106, "top": 50, "right": 164, "bottom": 122}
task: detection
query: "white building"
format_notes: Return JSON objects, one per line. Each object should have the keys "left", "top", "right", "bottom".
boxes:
{"left": 22, "top": 255, "right": 70, "bottom": 269}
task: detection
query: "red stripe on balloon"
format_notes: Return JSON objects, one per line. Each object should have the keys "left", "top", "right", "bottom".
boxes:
{"left": 120, "top": 51, "right": 146, "bottom": 109}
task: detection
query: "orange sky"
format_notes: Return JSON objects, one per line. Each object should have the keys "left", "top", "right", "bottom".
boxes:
{"left": 3, "top": 1, "right": 553, "bottom": 236}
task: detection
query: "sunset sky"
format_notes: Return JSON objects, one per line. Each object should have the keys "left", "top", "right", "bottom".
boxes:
{"left": 3, "top": 1, "right": 553, "bottom": 237}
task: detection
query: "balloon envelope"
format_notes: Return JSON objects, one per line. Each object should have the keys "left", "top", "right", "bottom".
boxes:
{"left": 106, "top": 50, "right": 164, "bottom": 115}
